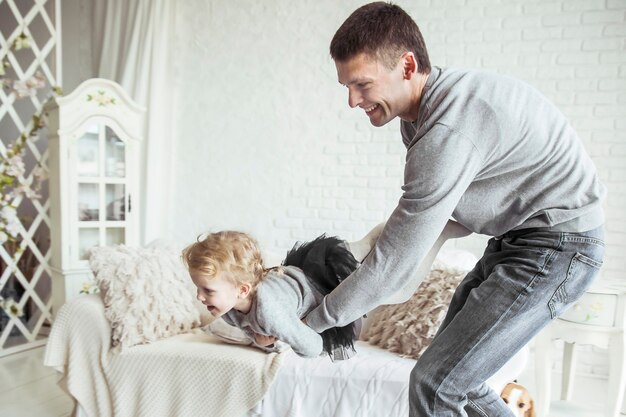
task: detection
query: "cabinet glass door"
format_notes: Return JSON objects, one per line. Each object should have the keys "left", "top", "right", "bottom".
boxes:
{"left": 75, "top": 123, "right": 129, "bottom": 262}
{"left": 78, "top": 228, "right": 99, "bottom": 260}
{"left": 105, "top": 126, "right": 126, "bottom": 177}
{"left": 77, "top": 124, "right": 100, "bottom": 177}
{"left": 106, "top": 228, "right": 125, "bottom": 246}
{"left": 105, "top": 184, "right": 125, "bottom": 221}
{"left": 78, "top": 183, "right": 99, "bottom": 221}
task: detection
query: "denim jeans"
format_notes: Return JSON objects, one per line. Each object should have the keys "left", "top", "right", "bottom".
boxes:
{"left": 409, "top": 226, "right": 605, "bottom": 416}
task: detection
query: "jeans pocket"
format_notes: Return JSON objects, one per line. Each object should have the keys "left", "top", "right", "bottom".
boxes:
{"left": 548, "top": 252, "right": 603, "bottom": 320}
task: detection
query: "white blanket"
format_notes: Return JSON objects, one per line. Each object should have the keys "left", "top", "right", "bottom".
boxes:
{"left": 244, "top": 340, "right": 527, "bottom": 417}
{"left": 247, "top": 342, "right": 415, "bottom": 417}
{"left": 44, "top": 295, "right": 285, "bottom": 417}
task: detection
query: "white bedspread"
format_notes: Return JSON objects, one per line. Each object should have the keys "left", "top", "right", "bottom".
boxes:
{"left": 245, "top": 340, "right": 527, "bottom": 417}
{"left": 46, "top": 295, "right": 526, "bottom": 417}
{"left": 247, "top": 341, "right": 414, "bottom": 417}
{"left": 44, "top": 295, "right": 285, "bottom": 417}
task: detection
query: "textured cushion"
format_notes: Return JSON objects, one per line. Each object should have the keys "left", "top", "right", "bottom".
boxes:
{"left": 89, "top": 245, "right": 203, "bottom": 351}
{"left": 361, "top": 263, "right": 469, "bottom": 360}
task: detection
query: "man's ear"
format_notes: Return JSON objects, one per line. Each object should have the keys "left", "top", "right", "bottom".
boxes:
{"left": 401, "top": 52, "right": 418, "bottom": 80}
{"left": 238, "top": 282, "right": 252, "bottom": 298}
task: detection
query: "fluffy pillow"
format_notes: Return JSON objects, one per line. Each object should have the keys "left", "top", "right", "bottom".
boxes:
{"left": 89, "top": 245, "right": 203, "bottom": 351}
{"left": 361, "top": 265, "right": 468, "bottom": 360}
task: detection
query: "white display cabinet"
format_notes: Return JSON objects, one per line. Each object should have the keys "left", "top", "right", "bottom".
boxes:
{"left": 45, "top": 79, "right": 145, "bottom": 314}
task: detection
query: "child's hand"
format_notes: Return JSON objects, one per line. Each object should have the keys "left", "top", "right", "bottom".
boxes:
{"left": 254, "top": 333, "right": 277, "bottom": 346}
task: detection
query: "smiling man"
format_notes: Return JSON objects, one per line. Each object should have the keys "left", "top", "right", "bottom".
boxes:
{"left": 336, "top": 51, "right": 427, "bottom": 126}
{"left": 304, "top": 2, "right": 606, "bottom": 417}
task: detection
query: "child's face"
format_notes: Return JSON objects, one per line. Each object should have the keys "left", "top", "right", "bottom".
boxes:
{"left": 190, "top": 270, "right": 250, "bottom": 317}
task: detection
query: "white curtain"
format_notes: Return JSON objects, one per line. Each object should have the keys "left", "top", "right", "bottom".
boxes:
{"left": 91, "top": 0, "right": 174, "bottom": 245}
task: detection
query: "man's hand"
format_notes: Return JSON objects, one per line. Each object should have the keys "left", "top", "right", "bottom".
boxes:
{"left": 254, "top": 333, "right": 277, "bottom": 346}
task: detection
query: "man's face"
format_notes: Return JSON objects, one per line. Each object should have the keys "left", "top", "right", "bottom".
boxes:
{"left": 336, "top": 52, "right": 410, "bottom": 127}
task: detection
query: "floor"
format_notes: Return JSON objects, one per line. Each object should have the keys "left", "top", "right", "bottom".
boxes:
{"left": 0, "top": 345, "right": 618, "bottom": 417}
{"left": 0, "top": 346, "right": 72, "bottom": 417}
{"left": 517, "top": 362, "right": 612, "bottom": 417}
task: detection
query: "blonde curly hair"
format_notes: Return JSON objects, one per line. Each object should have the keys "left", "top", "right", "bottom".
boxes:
{"left": 182, "top": 231, "right": 266, "bottom": 287}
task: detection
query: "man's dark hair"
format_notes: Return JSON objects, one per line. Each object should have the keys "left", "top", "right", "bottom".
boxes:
{"left": 330, "top": 2, "right": 431, "bottom": 73}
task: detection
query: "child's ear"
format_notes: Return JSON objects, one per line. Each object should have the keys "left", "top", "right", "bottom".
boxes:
{"left": 238, "top": 282, "right": 252, "bottom": 298}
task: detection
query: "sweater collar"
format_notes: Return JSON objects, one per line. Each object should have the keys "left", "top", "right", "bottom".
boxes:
{"left": 412, "top": 66, "right": 442, "bottom": 129}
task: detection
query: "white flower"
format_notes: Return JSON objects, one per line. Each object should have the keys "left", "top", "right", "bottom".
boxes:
{"left": 4, "top": 216, "right": 21, "bottom": 238}
{"left": 32, "top": 165, "right": 48, "bottom": 181}
{"left": 95, "top": 95, "right": 114, "bottom": 106}
{"left": 13, "top": 81, "right": 35, "bottom": 98}
{"left": 3, "top": 298, "right": 23, "bottom": 318}
{"left": 0, "top": 206, "right": 17, "bottom": 221}
{"left": 0, "top": 231, "right": 6, "bottom": 244}
{"left": 16, "top": 183, "right": 40, "bottom": 199}
{"left": 5, "top": 155, "right": 25, "bottom": 177}
{"left": 80, "top": 281, "right": 99, "bottom": 295}
{"left": 88, "top": 91, "right": 116, "bottom": 107}
{"left": 12, "top": 71, "right": 46, "bottom": 98}
{"left": 15, "top": 174, "right": 32, "bottom": 186}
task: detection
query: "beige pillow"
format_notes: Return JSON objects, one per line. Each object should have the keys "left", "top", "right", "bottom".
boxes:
{"left": 361, "top": 266, "right": 467, "bottom": 359}
{"left": 89, "top": 245, "right": 203, "bottom": 352}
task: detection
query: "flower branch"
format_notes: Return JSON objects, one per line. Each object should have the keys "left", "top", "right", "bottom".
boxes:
{"left": 1, "top": 32, "right": 60, "bottom": 244}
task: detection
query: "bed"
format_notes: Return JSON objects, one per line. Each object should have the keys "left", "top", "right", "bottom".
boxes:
{"left": 43, "top": 221, "right": 528, "bottom": 417}
{"left": 45, "top": 294, "right": 527, "bottom": 417}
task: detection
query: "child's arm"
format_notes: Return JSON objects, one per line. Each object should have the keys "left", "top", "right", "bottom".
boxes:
{"left": 254, "top": 333, "right": 277, "bottom": 346}
{"left": 220, "top": 314, "right": 282, "bottom": 352}
{"left": 261, "top": 313, "right": 324, "bottom": 358}
{"left": 255, "top": 286, "right": 324, "bottom": 357}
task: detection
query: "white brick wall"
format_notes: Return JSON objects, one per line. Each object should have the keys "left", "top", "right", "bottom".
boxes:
{"left": 170, "top": 0, "right": 625, "bottom": 379}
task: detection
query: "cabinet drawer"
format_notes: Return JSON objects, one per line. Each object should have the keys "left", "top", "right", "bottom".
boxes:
{"left": 559, "top": 292, "right": 618, "bottom": 327}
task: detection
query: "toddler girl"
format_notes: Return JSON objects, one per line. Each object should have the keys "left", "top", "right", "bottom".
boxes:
{"left": 182, "top": 226, "right": 382, "bottom": 360}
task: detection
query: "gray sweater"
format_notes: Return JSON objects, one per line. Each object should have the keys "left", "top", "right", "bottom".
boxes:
{"left": 222, "top": 265, "right": 325, "bottom": 357}
{"left": 307, "top": 66, "right": 605, "bottom": 333}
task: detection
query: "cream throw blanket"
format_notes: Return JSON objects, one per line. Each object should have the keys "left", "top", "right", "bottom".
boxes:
{"left": 44, "top": 295, "right": 285, "bottom": 417}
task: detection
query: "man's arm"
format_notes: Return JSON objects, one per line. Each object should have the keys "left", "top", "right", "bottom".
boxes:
{"left": 306, "top": 124, "right": 483, "bottom": 333}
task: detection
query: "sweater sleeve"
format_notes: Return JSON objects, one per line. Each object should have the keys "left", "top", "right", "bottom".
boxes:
{"left": 262, "top": 313, "right": 323, "bottom": 358}
{"left": 306, "top": 124, "right": 483, "bottom": 332}
{"left": 256, "top": 277, "right": 323, "bottom": 357}
{"left": 256, "top": 288, "right": 324, "bottom": 358}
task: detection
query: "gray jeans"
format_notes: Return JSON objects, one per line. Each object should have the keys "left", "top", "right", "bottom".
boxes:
{"left": 409, "top": 226, "right": 605, "bottom": 416}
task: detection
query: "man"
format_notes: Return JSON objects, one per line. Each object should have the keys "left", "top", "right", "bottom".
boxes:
{"left": 304, "top": 2, "right": 605, "bottom": 416}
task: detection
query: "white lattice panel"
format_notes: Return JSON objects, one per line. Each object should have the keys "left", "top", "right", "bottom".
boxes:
{"left": 0, "top": 0, "right": 60, "bottom": 357}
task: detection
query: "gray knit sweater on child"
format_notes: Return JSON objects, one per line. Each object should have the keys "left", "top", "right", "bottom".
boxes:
{"left": 222, "top": 265, "right": 325, "bottom": 357}
{"left": 306, "top": 66, "right": 606, "bottom": 333}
